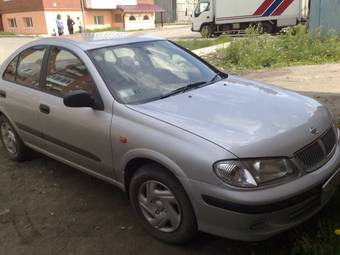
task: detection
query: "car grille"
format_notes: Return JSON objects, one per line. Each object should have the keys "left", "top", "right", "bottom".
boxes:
{"left": 294, "top": 127, "right": 337, "bottom": 172}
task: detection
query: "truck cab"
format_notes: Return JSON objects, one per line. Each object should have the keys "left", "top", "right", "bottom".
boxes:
{"left": 192, "top": 0, "right": 214, "bottom": 36}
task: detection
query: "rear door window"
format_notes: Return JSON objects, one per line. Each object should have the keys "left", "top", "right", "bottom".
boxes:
{"left": 16, "top": 47, "right": 46, "bottom": 88}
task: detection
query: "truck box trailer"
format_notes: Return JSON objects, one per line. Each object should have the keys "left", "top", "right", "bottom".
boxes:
{"left": 192, "top": 0, "right": 310, "bottom": 37}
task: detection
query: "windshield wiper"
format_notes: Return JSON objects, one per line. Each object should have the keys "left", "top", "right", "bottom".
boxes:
{"left": 209, "top": 74, "right": 220, "bottom": 83}
{"left": 160, "top": 81, "right": 207, "bottom": 99}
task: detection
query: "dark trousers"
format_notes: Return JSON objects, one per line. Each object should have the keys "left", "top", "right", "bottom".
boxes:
{"left": 68, "top": 27, "right": 74, "bottom": 35}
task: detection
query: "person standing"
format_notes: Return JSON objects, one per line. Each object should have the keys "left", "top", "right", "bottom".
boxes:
{"left": 67, "top": 15, "right": 75, "bottom": 35}
{"left": 56, "top": 14, "right": 64, "bottom": 36}
{"left": 77, "top": 17, "right": 84, "bottom": 33}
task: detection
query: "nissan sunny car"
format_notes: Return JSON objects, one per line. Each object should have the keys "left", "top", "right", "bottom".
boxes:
{"left": 0, "top": 33, "right": 339, "bottom": 244}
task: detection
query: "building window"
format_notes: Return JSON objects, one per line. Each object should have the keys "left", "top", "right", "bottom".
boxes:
{"left": 129, "top": 15, "right": 136, "bottom": 21}
{"left": 94, "top": 16, "right": 104, "bottom": 25}
{"left": 143, "top": 15, "right": 149, "bottom": 20}
{"left": 8, "top": 18, "right": 17, "bottom": 28}
{"left": 23, "top": 17, "right": 33, "bottom": 28}
{"left": 114, "top": 14, "right": 122, "bottom": 23}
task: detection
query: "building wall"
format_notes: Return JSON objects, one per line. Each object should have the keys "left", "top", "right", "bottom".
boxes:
{"left": 42, "top": 0, "right": 81, "bottom": 11}
{"left": 155, "top": 0, "right": 176, "bottom": 23}
{"left": 85, "top": 0, "right": 137, "bottom": 9}
{"left": 124, "top": 12, "right": 155, "bottom": 30}
{"left": 0, "top": 0, "right": 44, "bottom": 14}
{"left": 44, "top": 11, "right": 83, "bottom": 35}
{"left": 2, "top": 11, "right": 48, "bottom": 34}
{"left": 83, "top": 10, "right": 113, "bottom": 30}
{"left": 0, "top": 15, "right": 3, "bottom": 31}
{"left": 112, "top": 9, "right": 124, "bottom": 30}
{"left": 137, "top": 0, "right": 155, "bottom": 4}
{"left": 176, "top": 0, "right": 197, "bottom": 22}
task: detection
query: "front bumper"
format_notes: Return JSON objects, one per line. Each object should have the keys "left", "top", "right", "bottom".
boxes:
{"left": 181, "top": 143, "right": 340, "bottom": 241}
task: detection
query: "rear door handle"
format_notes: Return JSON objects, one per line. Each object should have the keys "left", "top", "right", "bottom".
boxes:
{"left": 39, "top": 104, "right": 50, "bottom": 114}
{"left": 0, "top": 90, "right": 6, "bottom": 98}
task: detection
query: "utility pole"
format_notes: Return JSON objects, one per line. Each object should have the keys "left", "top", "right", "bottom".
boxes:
{"left": 80, "top": 0, "right": 86, "bottom": 30}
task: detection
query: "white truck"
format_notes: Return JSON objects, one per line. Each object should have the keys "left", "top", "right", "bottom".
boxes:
{"left": 191, "top": 0, "right": 310, "bottom": 37}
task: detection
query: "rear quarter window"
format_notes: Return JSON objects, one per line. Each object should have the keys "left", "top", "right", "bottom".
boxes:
{"left": 3, "top": 56, "right": 18, "bottom": 82}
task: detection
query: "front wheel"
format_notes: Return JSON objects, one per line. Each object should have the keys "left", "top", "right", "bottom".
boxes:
{"left": 129, "top": 163, "right": 197, "bottom": 244}
{"left": 200, "top": 24, "right": 214, "bottom": 38}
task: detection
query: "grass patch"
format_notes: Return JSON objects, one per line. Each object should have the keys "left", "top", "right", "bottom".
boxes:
{"left": 175, "top": 35, "right": 231, "bottom": 51}
{"left": 0, "top": 31, "right": 16, "bottom": 36}
{"left": 242, "top": 189, "right": 340, "bottom": 255}
{"left": 216, "top": 25, "right": 340, "bottom": 71}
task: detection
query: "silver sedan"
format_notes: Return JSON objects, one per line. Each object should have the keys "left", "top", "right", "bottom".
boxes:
{"left": 0, "top": 33, "right": 339, "bottom": 244}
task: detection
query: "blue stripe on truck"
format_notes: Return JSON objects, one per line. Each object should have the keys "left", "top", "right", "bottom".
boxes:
{"left": 263, "top": 0, "right": 284, "bottom": 16}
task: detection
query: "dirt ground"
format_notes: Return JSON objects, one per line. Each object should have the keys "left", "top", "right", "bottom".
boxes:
{"left": 246, "top": 63, "right": 340, "bottom": 120}
{"left": 0, "top": 53, "right": 340, "bottom": 254}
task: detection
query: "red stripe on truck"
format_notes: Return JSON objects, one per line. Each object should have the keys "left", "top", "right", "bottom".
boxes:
{"left": 271, "top": 0, "right": 294, "bottom": 15}
{"left": 253, "top": 0, "right": 275, "bottom": 15}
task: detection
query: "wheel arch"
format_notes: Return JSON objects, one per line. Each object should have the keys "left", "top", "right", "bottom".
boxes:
{"left": 121, "top": 149, "right": 188, "bottom": 195}
{"left": 199, "top": 22, "right": 214, "bottom": 33}
{"left": 0, "top": 109, "right": 20, "bottom": 134}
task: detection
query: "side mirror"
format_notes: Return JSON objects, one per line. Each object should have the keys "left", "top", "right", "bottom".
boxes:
{"left": 63, "top": 90, "right": 95, "bottom": 108}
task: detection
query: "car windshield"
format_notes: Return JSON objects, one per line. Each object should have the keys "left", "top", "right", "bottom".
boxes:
{"left": 89, "top": 40, "right": 219, "bottom": 104}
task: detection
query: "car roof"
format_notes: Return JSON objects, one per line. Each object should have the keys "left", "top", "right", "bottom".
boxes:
{"left": 30, "top": 32, "right": 166, "bottom": 51}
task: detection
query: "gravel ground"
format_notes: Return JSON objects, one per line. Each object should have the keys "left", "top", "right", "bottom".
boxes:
{"left": 0, "top": 142, "right": 338, "bottom": 255}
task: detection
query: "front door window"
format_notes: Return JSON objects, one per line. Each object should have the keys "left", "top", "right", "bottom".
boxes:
{"left": 194, "top": 1, "right": 210, "bottom": 17}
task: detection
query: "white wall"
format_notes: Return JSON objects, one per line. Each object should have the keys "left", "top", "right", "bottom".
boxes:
{"left": 124, "top": 13, "right": 155, "bottom": 31}
{"left": 45, "top": 11, "right": 83, "bottom": 35}
{"left": 176, "top": 0, "right": 198, "bottom": 22}
{"left": 85, "top": 0, "right": 137, "bottom": 9}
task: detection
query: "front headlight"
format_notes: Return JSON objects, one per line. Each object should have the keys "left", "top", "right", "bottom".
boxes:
{"left": 213, "top": 158, "right": 298, "bottom": 188}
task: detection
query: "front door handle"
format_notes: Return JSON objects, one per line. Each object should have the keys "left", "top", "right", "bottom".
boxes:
{"left": 207, "top": 16, "right": 210, "bottom": 19}
{"left": 39, "top": 104, "right": 50, "bottom": 114}
{"left": 0, "top": 90, "right": 6, "bottom": 98}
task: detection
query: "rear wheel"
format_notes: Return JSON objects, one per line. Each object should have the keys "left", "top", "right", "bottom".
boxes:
{"left": 0, "top": 116, "right": 30, "bottom": 161}
{"left": 129, "top": 163, "right": 197, "bottom": 244}
{"left": 261, "top": 22, "right": 275, "bottom": 34}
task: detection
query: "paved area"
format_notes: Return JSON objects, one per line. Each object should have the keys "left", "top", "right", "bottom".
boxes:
{"left": 0, "top": 37, "right": 38, "bottom": 63}
{"left": 137, "top": 25, "right": 200, "bottom": 39}
{"left": 0, "top": 25, "right": 199, "bottom": 64}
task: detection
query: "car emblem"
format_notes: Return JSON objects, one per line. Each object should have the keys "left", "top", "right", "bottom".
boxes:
{"left": 309, "top": 127, "right": 319, "bottom": 135}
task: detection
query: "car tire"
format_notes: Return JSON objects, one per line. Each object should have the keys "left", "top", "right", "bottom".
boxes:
{"left": 129, "top": 163, "right": 197, "bottom": 244}
{"left": 0, "top": 115, "right": 30, "bottom": 161}
{"left": 200, "top": 24, "right": 213, "bottom": 38}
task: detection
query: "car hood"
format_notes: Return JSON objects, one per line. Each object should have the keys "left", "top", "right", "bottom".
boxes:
{"left": 129, "top": 76, "right": 332, "bottom": 158}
